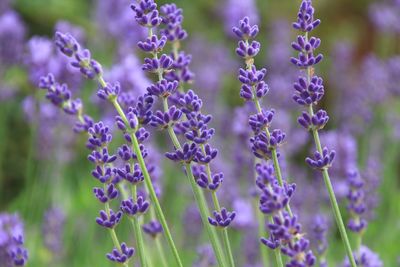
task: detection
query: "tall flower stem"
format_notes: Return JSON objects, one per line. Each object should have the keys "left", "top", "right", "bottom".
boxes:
{"left": 131, "top": 184, "right": 147, "bottom": 267}
{"left": 104, "top": 200, "right": 129, "bottom": 267}
{"left": 110, "top": 96, "right": 183, "bottom": 267}
{"left": 305, "top": 80, "right": 356, "bottom": 267}
{"left": 245, "top": 57, "right": 293, "bottom": 218}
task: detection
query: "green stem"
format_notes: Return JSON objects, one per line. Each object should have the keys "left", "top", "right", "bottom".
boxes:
{"left": 131, "top": 185, "right": 147, "bottom": 267}
{"left": 155, "top": 235, "right": 169, "bottom": 267}
{"left": 105, "top": 201, "right": 129, "bottom": 267}
{"left": 222, "top": 228, "right": 235, "bottom": 267}
{"left": 111, "top": 98, "right": 183, "bottom": 267}
{"left": 185, "top": 165, "right": 228, "bottom": 267}
{"left": 162, "top": 96, "right": 228, "bottom": 266}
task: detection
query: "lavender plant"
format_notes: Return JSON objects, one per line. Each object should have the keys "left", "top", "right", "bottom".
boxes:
{"left": 0, "top": 213, "right": 28, "bottom": 266}
{"left": 131, "top": 1, "right": 235, "bottom": 266}
{"left": 290, "top": 0, "right": 356, "bottom": 266}
{"left": 233, "top": 17, "right": 316, "bottom": 267}
{"left": 344, "top": 170, "right": 383, "bottom": 266}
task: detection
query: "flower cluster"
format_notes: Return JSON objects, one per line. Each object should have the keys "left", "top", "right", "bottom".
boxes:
{"left": 346, "top": 170, "right": 367, "bottom": 233}
{"left": 233, "top": 16, "right": 315, "bottom": 267}
{"left": 0, "top": 213, "right": 28, "bottom": 266}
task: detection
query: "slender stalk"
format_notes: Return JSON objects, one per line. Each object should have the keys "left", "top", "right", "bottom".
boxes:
{"left": 149, "top": 202, "right": 169, "bottom": 267}
{"left": 111, "top": 98, "right": 183, "bottom": 267}
{"left": 185, "top": 165, "right": 228, "bottom": 267}
{"left": 105, "top": 201, "right": 129, "bottom": 267}
{"left": 246, "top": 57, "right": 293, "bottom": 217}
{"left": 131, "top": 184, "right": 147, "bottom": 267}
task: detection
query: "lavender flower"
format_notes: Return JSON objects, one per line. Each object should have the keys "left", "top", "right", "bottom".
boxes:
{"left": 221, "top": 0, "right": 259, "bottom": 37}
{"left": 106, "top": 243, "right": 135, "bottom": 263}
{"left": 346, "top": 170, "right": 367, "bottom": 233}
{"left": 343, "top": 246, "right": 383, "bottom": 267}
{"left": 0, "top": 213, "right": 28, "bottom": 266}
{"left": 0, "top": 10, "right": 25, "bottom": 66}
{"left": 311, "top": 214, "right": 328, "bottom": 267}
{"left": 143, "top": 220, "right": 163, "bottom": 238}
{"left": 233, "top": 16, "right": 315, "bottom": 267}
{"left": 42, "top": 207, "right": 66, "bottom": 256}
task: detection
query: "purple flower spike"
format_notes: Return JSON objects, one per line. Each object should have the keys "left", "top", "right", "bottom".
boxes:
{"left": 97, "top": 82, "right": 121, "bottom": 101}
{"left": 306, "top": 147, "right": 336, "bottom": 170}
{"left": 298, "top": 109, "right": 329, "bottom": 130}
{"left": 88, "top": 147, "right": 117, "bottom": 165}
{"left": 255, "top": 163, "right": 276, "bottom": 189}
{"left": 137, "top": 35, "right": 167, "bottom": 53}
{"left": 248, "top": 109, "right": 275, "bottom": 134}
{"left": 165, "top": 51, "right": 194, "bottom": 83}
{"left": 178, "top": 90, "right": 202, "bottom": 114}
{"left": 96, "top": 209, "right": 123, "bottom": 229}
{"left": 131, "top": 0, "right": 162, "bottom": 27}
{"left": 208, "top": 208, "right": 236, "bottom": 228}
{"left": 346, "top": 170, "right": 368, "bottom": 233}
{"left": 129, "top": 95, "right": 154, "bottom": 125}
{"left": 238, "top": 66, "right": 269, "bottom": 100}
{"left": 74, "top": 115, "right": 94, "bottom": 133}
{"left": 165, "top": 142, "right": 198, "bottom": 163}
{"left": 160, "top": 3, "right": 188, "bottom": 41}
{"left": 117, "top": 163, "right": 144, "bottom": 184}
{"left": 115, "top": 110, "right": 139, "bottom": 133}
{"left": 195, "top": 171, "right": 224, "bottom": 191}
{"left": 87, "top": 122, "right": 112, "bottom": 149}
{"left": 260, "top": 236, "right": 280, "bottom": 250}
{"left": 106, "top": 242, "right": 135, "bottom": 263}
{"left": 290, "top": 35, "right": 323, "bottom": 68}
{"left": 91, "top": 165, "right": 114, "bottom": 183}
{"left": 93, "top": 184, "right": 119, "bottom": 203}
{"left": 250, "top": 130, "right": 285, "bottom": 160}
{"left": 54, "top": 31, "right": 79, "bottom": 57}
{"left": 292, "top": 0, "right": 321, "bottom": 32}
{"left": 259, "top": 182, "right": 295, "bottom": 214}
{"left": 10, "top": 246, "right": 28, "bottom": 266}
{"left": 194, "top": 144, "right": 218, "bottom": 164}
{"left": 293, "top": 76, "right": 324, "bottom": 105}
{"left": 142, "top": 54, "right": 173, "bottom": 73}
{"left": 150, "top": 105, "right": 182, "bottom": 129}
{"left": 235, "top": 40, "right": 261, "bottom": 59}
{"left": 120, "top": 196, "right": 150, "bottom": 216}
{"left": 71, "top": 48, "right": 103, "bottom": 79}
{"left": 118, "top": 144, "right": 134, "bottom": 161}
{"left": 147, "top": 79, "right": 178, "bottom": 98}
{"left": 143, "top": 220, "right": 163, "bottom": 238}
{"left": 232, "top": 16, "right": 259, "bottom": 40}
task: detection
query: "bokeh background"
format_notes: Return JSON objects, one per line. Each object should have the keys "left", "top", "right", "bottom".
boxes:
{"left": 1, "top": 0, "right": 400, "bottom": 266}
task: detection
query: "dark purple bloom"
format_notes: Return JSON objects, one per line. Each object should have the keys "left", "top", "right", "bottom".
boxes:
{"left": 131, "top": 0, "right": 162, "bottom": 27}
{"left": 128, "top": 94, "right": 154, "bottom": 125}
{"left": 232, "top": 16, "right": 259, "bottom": 40}
{"left": 106, "top": 242, "right": 135, "bottom": 263}
{"left": 97, "top": 82, "right": 121, "bottom": 100}
{"left": 259, "top": 182, "right": 295, "bottom": 214}
{"left": 255, "top": 163, "right": 276, "bottom": 189}
{"left": 248, "top": 109, "right": 275, "bottom": 134}
{"left": 194, "top": 144, "right": 218, "bottom": 164}
{"left": 298, "top": 110, "right": 329, "bottom": 131}
{"left": 165, "top": 51, "right": 194, "bottom": 84}
{"left": 95, "top": 209, "right": 123, "bottom": 229}
{"left": 88, "top": 147, "right": 117, "bottom": 165}
{"left": 54, "top": 31, "right": 79, "bottom": 57}
{"left": 292, "top": 0, "right": 321, "bottom": 32}
{"left": 115, "top": 111, "right": 139, "bottom": 132}
{"left": 182, "top": 113, "right": 215, "bottom": 144}
{"left": 120, "top": 196, "right": 150, "bottom": 216}
{"left": 137, "top": 35, "right": 167, "bottom": 53}
{"left": 293, "top": 76, "right": 324, "bottom": 106}
{"left": 235, "top": 40, "right": 261, "bottom": 59}
{"left": 117, "top": 163, "right": 144, "bottom": 184}
{"left": 147, "top": 79, "right": 178, "bottom": 98}
{"left": 93, "top": 184, "right": 119, "bottom": 203}
{"left": 165, "top": 142, "right": 198, "bottom": 163}
{"left": 306, "top": 147, "right": 335, "bottom": 170}
{"left": 238, "top": 66, "right": 269, "bottom": 100}
{"left": 150, "top": 105, "right": 182, "bottom": 129}
{"left": 74, "top": 115, "right": 94, "bottom": 133}
{"left": 87, "top": 122, "right": 113, "bottom": 149}
{"left": 290, "top": 35, "right": 323, "bottom": 68}
{"left": 160, "top": 3, "right": 187, "bottom": 41}
{"left": 178, "top": 90, "right": 202, "bottom": 114}
{"left": 208, "top": 208, "right": 236, "bottom": 228}
{"left": 250, "top": 130, "right": 285, "bottom": 160}
{"left": 54, "top": 31, "right": 102, "bottom": 79}
{"left": 91, "top": 165, "right": 114, "bottom": 183}
{"left": 195, "top": 171, "right": 224, "bottom": 191}
{"left": 142, "top": 54, "right": 173, "bottom": 73}
{"left": 142, "top": 220, "right": 163, "bottom": 238}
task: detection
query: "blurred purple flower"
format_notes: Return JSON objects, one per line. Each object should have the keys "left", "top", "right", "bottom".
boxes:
{"left": 0, "top": 10, "right": 25, "bottom": 66}
{"left": 221, "top": 0, "right": 259, "bottom": 37}
{"left": 42, "top": 207, "right": 66, "bottom": 257}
